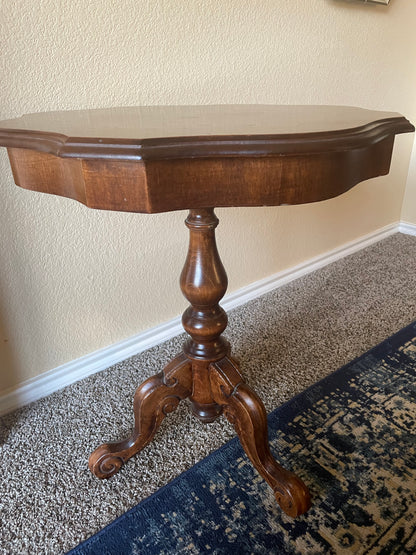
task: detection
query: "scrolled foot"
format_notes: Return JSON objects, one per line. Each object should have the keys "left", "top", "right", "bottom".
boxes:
{"left": 273, "top": 470, "right": 311, "bottom": 518}
{"left": 89, "top": 353, "right": 192, "bottom": 479}
{"left": 210, "top": 356, "right": 311, "bottom": 517}
{"left": 89, "top": 448, "right": 125, "bottom": 479}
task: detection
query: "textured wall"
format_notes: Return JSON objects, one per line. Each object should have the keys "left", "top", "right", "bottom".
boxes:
{"left": 0, "top": 0, "right": 415, "bottom": 392}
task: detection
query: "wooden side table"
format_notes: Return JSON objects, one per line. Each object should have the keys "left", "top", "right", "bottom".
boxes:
{"left": 0, "top": 105, "right": 413, "bottom": 517}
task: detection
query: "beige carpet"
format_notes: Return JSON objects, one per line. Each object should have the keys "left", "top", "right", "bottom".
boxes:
{"left": 1, "top": 232, "right": 416, "bottom": 554}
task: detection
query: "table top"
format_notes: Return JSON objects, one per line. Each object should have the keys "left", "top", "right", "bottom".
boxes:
{"left": 0, "top": 105, "right": 413, "bottom": 160}
{"left": 0, "top": 105, "right": 413, "bottom": 213}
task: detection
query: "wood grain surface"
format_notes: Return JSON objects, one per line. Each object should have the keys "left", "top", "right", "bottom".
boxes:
{"left": 1, "top": 105, "right": 413, "bottom": 213}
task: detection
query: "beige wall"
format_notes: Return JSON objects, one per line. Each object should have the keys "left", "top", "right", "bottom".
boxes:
{"left": 1, "top": 0, "right": 415, "bottom": 393}
{"left": 402, "top": 140, "right": 416, "bottom": 222}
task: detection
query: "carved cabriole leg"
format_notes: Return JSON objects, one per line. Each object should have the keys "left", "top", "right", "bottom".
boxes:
{"left": 88, "top": 353, "right": 192, "bottom": 478}
{"left": 209, "top": 356, "right": 311, "bottom": 518}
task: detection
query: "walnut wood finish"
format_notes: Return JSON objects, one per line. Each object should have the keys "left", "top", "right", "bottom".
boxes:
{"left": 89, "top": 352, "right": 192, "bottom": 479}
{"left": 210, "top": 356, "right": 311, "bottom": 517}
{"left": 1, "top": 105, "right": 413, "bottom": 213}
{"left": 0, "top": 106, "right": 413, "bottom": 518}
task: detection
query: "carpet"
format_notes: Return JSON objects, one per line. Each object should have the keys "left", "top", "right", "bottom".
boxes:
{"left": 68, "top": 321, "right": 416, "bottom": 555}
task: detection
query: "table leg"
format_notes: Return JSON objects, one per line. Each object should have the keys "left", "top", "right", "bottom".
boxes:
{"left": 89, "top": 208, "right": 311, "bottom": 517}
{"left": 210, "top": 356, "right": 311, "bottom": 517}
{"left": 88, "top": 353, "right": 192, "bottom": 479}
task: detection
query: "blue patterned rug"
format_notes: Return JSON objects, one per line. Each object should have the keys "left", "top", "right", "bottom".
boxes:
{"left": 69, "top": 322, "right": 416, "bottom": 554}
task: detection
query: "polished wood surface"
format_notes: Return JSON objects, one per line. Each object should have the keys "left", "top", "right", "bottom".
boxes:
{"left": 0, "top": 105, "right": 414, "bottom": 213}
{"left": 1, "top": 106, "right": 413, "bottom": 518}
{"left": 0, "top": 104, "right": 410, "bottom": 143}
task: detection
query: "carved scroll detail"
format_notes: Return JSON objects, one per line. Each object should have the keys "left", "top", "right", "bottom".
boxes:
{"left": 92, "top": 453, "right": 125, "bottom": 479}
{"left": 209, "top": 357, "right": 311, "bottom": 518}
{"left": 89, "top": 353, "right": 192, "bottom": 479}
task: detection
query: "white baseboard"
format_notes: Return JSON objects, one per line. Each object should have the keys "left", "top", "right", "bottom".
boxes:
{"left": 0, "top": 221, "right": 403, "bottom": 416}
{"left": 398, "top": 221, "right": 416, "bottom": 236}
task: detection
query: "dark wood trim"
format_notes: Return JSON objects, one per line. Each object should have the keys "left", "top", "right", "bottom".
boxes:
{"left": 0, "top": 116, "right": 413, "bottom": 161}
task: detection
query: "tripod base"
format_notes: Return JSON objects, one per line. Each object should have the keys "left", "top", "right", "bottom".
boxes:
{"left": 89, "top": 352, "right": 311, "bottom": 518}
